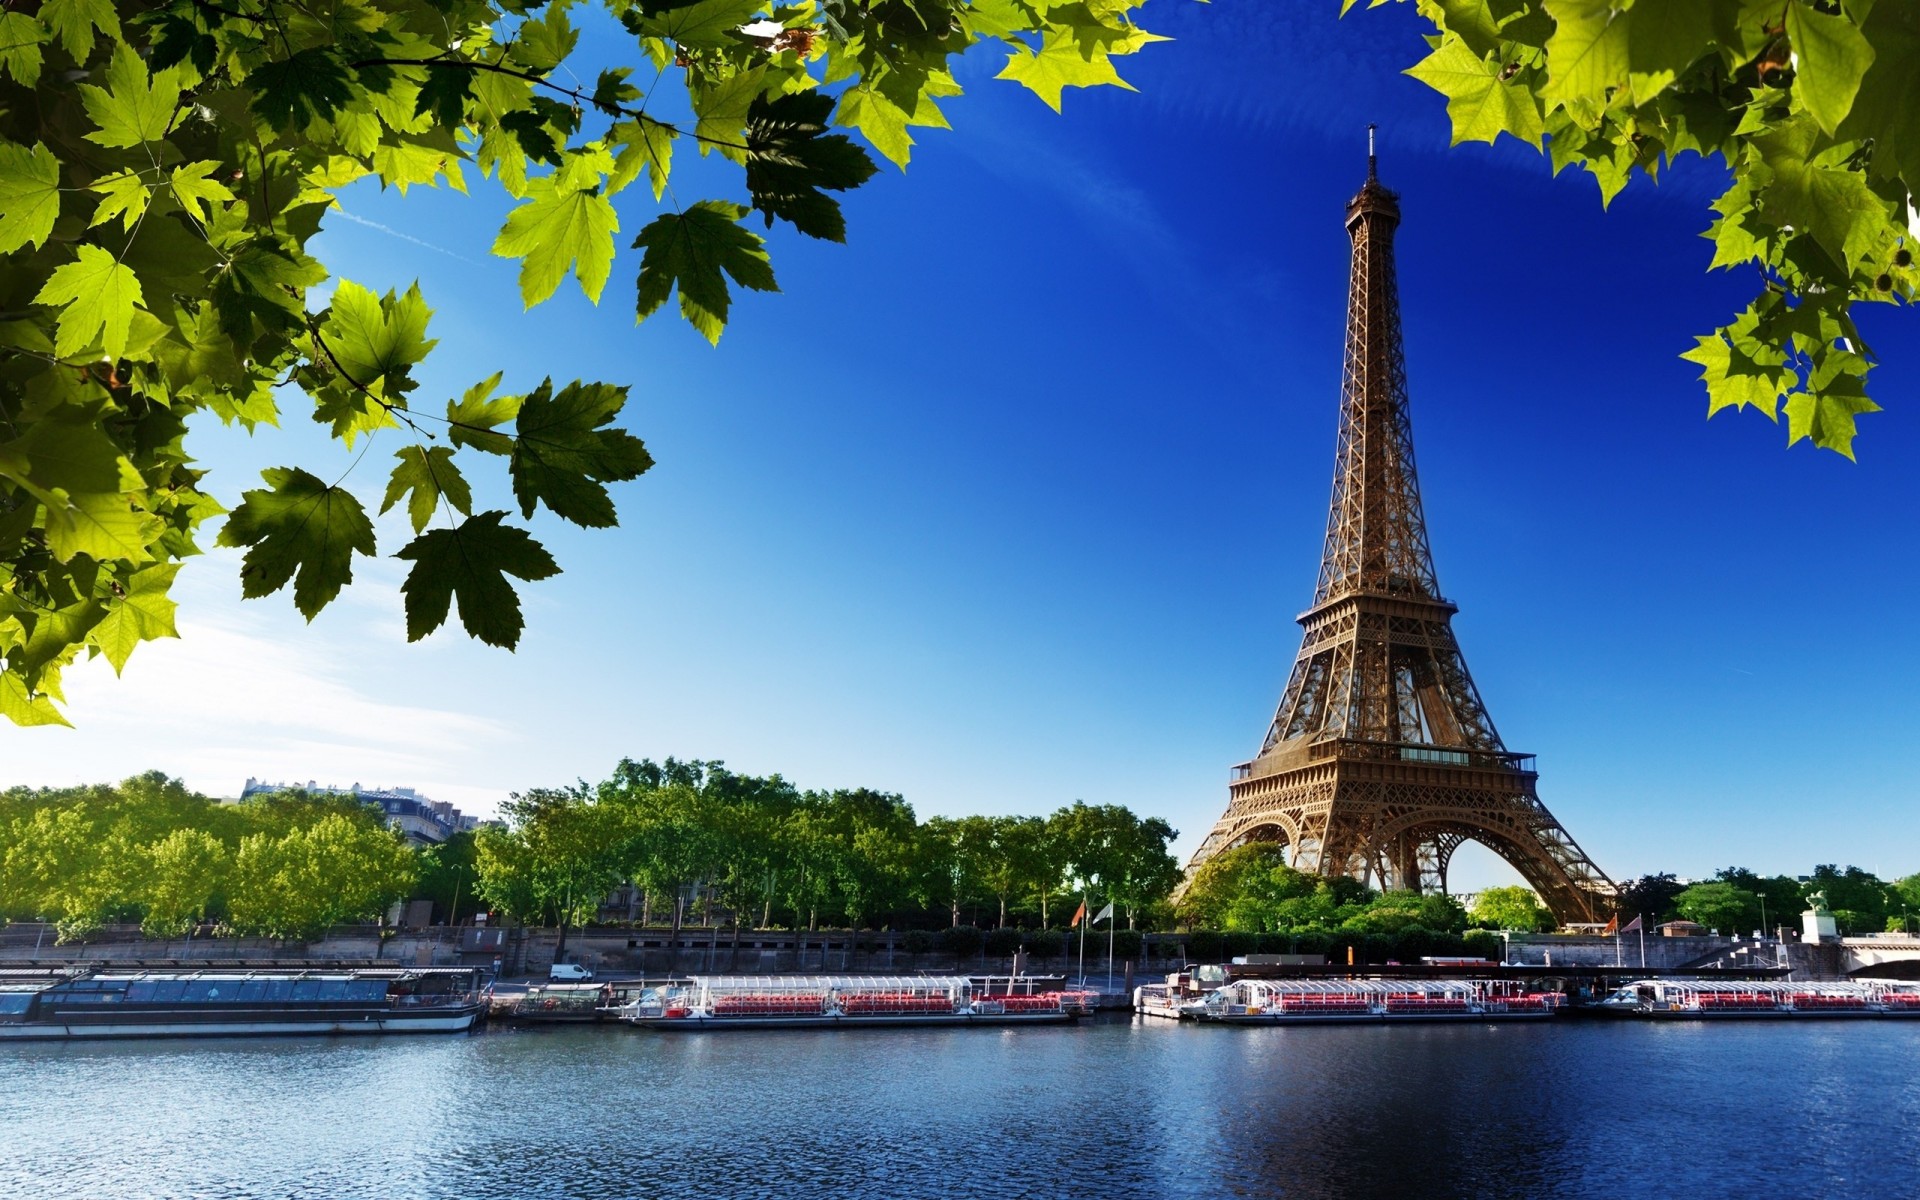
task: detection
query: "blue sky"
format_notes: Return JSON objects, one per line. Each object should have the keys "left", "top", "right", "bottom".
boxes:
{"left": 13, "top": 2, "right": 1919, "bottom": 889}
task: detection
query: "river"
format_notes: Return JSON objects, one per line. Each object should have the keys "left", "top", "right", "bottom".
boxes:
{"left": 4, "top": 1017, "right": 1917, "bottom": 1199}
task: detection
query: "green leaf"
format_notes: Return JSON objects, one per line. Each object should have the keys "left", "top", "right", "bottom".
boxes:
{"left": 79, "top": 44, "right": 181, "bottom": 149}
{"left": 394, "top": 511, "right": 561, "bottom": 647}
{"left": 632, "top": 201, "right": 779, "bottom": 344}
{"left": 1835, "top": 3, "right": 1920, "bottom": 186}
{"left": 1624, "top": 0, "right": 1719, "bottom": 99}
{"left": 1786, "top": 0, "right": 1874, "bottom": 136}
{"left": 381, "top": 446, "right": 472, "bottom": 534}
{"left": 0, "top": 673, "right": 70, "bottom": 728}
{"left": 1785, "top": 373, "right": 1879, "bottom": 459}
{"left": 0, "top": 418, "right": 132, "bottom": 494}
{"left": 509, "top": 380, "right": 653, "bottom": 527}
{"left": 744, "top": 91, "right": 880, "bottom": 241}
{"left": 1541, "top": 0, "right": 1628, "bottom": 115}
{"left": 42, "top": 492, "right": 164, "bottom": 564}
{"left": 169, "top": 161, "right": 235, "bottom": 225}
{"left": 637, "top": 0, "right": 765, "bottom": 47}
{"left": 1404, "top": 36, "right": 1545, "bottom": 148}
{"left": 609, "top": 119, "right": 676, "bottom": 201}
{"left": 87, "top": 170, "right": 149, "bottom": 232}
{"left": 40, "top": 0, "right": 119, "bottom": 64}
{"left": 323, "top": 280, "right": 437, "bottom": 397}
{"left": 693, "top": 67, "right": 767, "bottom": 161}
{"left": 247, "top": 48, "right": 355, "bottom": 130}
{"left": 835, "top": 83, "right": 922, "bottom": 169}
{"left": 1682, "top": 332, "right": 1793, "bottom": 417}
{"left": 34, "top": 245, "right": 146, "bottom": 361}
{"left": 414, "top": 64, "right": 476, "bottom": 129}
{"left": 216, "top": 467, "right": 377, "bottom": 620}
{"left": 90, "top": 563, "right": 181, "bottom": 674}
{"left": 0, "top": 13, "right": 48, "bottom": 88}
{"left": 1751, "top": 115, "right": 1891, "bottom": 270}
{"left": 997, "top": 27, "right": 1133, "bottom": 113}
{"left": 447, "top": 373, "right": 522, "bottom": 456}
{"left": 0, "top": 141, "right": 63, "bottom": 253}
{"left": 491, "top": 176, "right": 619, "bottom": 306}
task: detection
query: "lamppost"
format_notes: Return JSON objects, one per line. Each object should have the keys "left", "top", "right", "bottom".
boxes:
{"left": 1757, "top": 893, "right": 1766, "bottom": 941}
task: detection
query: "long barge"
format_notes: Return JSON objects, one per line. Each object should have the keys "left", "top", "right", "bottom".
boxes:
{"left": 1167, "top": 977, "right": 1561, "bottom": 1024}
{"left": 1598, "top": 978, "right": 1920, "bottom": 1019}
{"left": 618, "top": 975, "right": 1087, "bottom": 1029}
{"left": 0, "top": 968, "right": 486, "bottom": 1039}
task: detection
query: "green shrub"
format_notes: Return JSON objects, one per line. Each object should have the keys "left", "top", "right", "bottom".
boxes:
{"left": 1463, "top": 929, "right": 1503, "bottom": 961}
{"left": 1186, "top": 930, "right": 1223, "bottom": 963}
{"left": 901, "top": 929, "right": 935, "bottom": 956}
{"left": 936, "top": 925, "right": 983, "bottom": 959}
{"left": 1026, "top": 929, "right": 1066, "bottom": 957}
{"left": 984, "top": 927, "right": 1023, "bottom": 957}
{"left": 1111, "top": 929, "right": 1143, "bottom": 959}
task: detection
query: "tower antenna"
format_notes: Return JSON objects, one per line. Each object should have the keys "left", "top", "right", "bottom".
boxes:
{"left": 1367, "top": 123, "right": 1377, "bottom": 179}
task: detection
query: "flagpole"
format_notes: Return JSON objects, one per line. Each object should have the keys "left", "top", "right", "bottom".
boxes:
{"left": 1106, "top": 893, "right": 1115, "bottom": 996}
{"left": 1077, "top": 889, "right": 1087, "bottom": 987}
{"left": 1638, "top": 915, "right": 1645, "bottom": 969}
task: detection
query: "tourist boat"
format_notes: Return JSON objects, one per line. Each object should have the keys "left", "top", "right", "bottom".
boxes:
{"left": 0, "top": 967, "right": 487, "bottom": 1039}
{"left": 617, "top": 975, "right": 1084, "bottom": 1029}
{"left": 1597, "top": 978, "right": 1920, "bottom": 1019}
{"left": 1190, "top": 979, "right": 1559, "bottom": 1024}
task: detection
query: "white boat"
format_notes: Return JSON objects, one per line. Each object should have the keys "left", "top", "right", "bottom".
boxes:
{"left": 616, "top": 975, "right": 1080, "bottom": 1029}
{"left": 1598, "top": 978, "right": 1920, "bottom": 1018}
{"left": 1192, "top": 978, "right": 1558, "bottom": 1024}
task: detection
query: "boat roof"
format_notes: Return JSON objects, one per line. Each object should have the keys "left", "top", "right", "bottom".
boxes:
{"left": 684, "top": 975, "right": 973, "bottom": 990}
{"left": 44, "top": 967, "right": 479, "bottom": 983}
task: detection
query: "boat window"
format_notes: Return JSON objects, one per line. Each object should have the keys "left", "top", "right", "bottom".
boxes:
{"left": 149, "top": 981, "right": 186, "bottom": 1003}
{"left": 125, "top": 981, "right": 157, "bottom": 1002}
{"left": 262, "top": 979, "right": 293, "bottom": 1002}
{"left": 289, "top": 980, "right": 323, "bottom": 1001}
{"left": 315, "top": 980, "right": 350, "bottom": 1001}
{"left": 348, "top": 980, "right": 388, "bottom": 1001}
{"left": 0, "top": 993, "right": 34, "bottom": 1015}
{"left": 237, "top": 980, "right": 268, "bottom": 1002}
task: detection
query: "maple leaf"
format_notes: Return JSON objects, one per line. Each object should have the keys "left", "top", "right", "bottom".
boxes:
{"left": 997, "top": 27, "right": 1132, "bottom": 113}
{"left": 395, "top": 512, "right": 560, "bottom": 647}
{"left": 447, "top": 373, "right": 523, "bottom": 456}
{"left": 744, "top": 91, "right": 879, "bottom": 241}
{"left": 491, "top": 177, "right": 619, "bottom": 307}
{"left": 34, "top": 245, "right": 146, "bottom": 360}
{"left": 79, "top": 44, "right": 181, "bottom": 148}
{"left": 90, "top": 563, "right": 181, "bottom": 674}
{"left": 169, "top": 162, "right": 235, "bottom": 225}
{"left": 216, "top": 467, "right": 377, "bottom": 619}
{"left": 42, "top": 492, "right": 164, "bottom": 564}
{"left": 41, "top": 0, "right": 119, "bottom": 64}
{"left": 632, "top": 201, "right": 779, "bottom": 344}
{"left": 1405, "top": 37, "right": 1545, "bottom": 148}
{"left": 0, "top": 142, "right": 62, "bottom": 253}
{"left": 323, "top": 280, "right": 437, "bottom": 398}
{"left": 247, "top": 49, "right": 356, "bottom": 130}
{"left": 382, "top": 446, "right": 473, "bottom": 534}
{"left": 509, "top": 380, "right": 653, "bottom": 527}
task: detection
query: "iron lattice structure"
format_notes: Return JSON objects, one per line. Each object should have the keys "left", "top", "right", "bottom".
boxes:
{"left": 1181, "top": 153, "right": 1614, "bottom": 923}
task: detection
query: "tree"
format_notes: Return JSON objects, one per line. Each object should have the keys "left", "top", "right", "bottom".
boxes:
{"left": 139, "top": 827, "right": 229, "bottom": 938}
{"left": 474, "top": 785, "right": 624, "bottom": 960}
{"left": 0, "top": 0, "right": 1170, "bottom": 726}
{"left": 1470, "top": 884, "right": 1551, "bottom": 932}
{"left": 1374, "top": 0, "right": 1917, "bottom": 460}
{"left": 1674, "top": 880, "right": 1758, "bottom": 935}
{"left": 1177, "top": 842, "right": 1290, "bottom": 930}
{"left": 226, "top": 812, "right": 416, "bottom": 939}
{"left": 1615, "top": 872, "right": 1687, "bottom": 926}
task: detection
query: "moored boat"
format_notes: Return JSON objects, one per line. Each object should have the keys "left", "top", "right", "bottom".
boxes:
{"left": 618, "top": 975, "right": 1080, "bottom": 1029}
{"left": 1598, "top": 978, "right": 1920, "bottom": 1019}
{"left": 1194, "top": 978, "right": 1559, "bottom": 1024}
{"left": 0, "top": 967, "right": 486, "bottom": 1040}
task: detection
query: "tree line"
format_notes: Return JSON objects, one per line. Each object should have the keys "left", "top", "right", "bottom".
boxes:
{"left": 471, "top": 758, "right": 1183, "bottom": 961}
{"left": 0, "top": 772, "right": 417, "bottom": 941}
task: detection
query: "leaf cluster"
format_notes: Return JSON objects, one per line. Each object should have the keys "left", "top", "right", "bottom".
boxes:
{"left": 0, "top": 0, "right": 1167, "bottom": 725}
{"left": 1375, "top": 0, "right": 1917, "bottom": 458}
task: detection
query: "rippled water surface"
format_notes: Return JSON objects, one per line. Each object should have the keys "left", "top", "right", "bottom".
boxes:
{"left": 6, "top": 1018, "right": 1919, "bottom": 1199}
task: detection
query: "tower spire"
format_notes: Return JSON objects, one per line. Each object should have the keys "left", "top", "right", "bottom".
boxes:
{"left": 1174, "top": 160, "right": 1615, "bottom": 925}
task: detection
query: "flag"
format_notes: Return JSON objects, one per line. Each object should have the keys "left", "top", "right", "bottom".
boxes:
{"left": 1071, "top": 901, "right": 1086, "bottom": 928}
{"left": 1092, "top": 902, "right": 1115, "bottom": 926}
{"left": 1621, "top": 915, "right": 1643, "bottom": 934}
{"left": 1602, "top": 914, "right": 1618, "bottom": 936}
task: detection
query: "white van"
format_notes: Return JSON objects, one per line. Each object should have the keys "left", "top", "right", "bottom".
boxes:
{"left": 548, "top": 963, "right": 594, "bottom": 982}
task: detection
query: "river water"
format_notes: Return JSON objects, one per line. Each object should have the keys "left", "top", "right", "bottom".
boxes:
{"left": 4, "top": 1017, "right": 1917, "bottom": 1199}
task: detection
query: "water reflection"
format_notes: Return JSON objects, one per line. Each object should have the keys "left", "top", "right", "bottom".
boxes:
{"left": 5, "top": 1018, "right": 1919, "bottom": 1199}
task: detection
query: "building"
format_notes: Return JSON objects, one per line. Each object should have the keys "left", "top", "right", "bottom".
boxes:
{"left": 237, "top": 778, "right": 489, "bottom": 846}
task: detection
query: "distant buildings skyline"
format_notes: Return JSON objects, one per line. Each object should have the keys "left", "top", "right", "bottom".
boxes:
{"left": 237, "top": 778, "right": 490, "bottom": 846}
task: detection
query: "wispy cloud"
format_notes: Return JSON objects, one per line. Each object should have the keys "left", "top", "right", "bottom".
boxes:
{"left": 329, "top": 207, "right": 484, "bottom": 265}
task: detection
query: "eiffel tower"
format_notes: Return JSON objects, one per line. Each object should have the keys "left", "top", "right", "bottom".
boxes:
{"left": 1181, "top": 138, "right": 1614, "bottom": 923}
